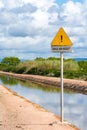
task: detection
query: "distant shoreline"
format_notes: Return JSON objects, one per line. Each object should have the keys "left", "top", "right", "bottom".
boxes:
{"left": 0, "top": 57, "right": 87, "bottom": 62}
{"left": 0, "top": 71, "right": 87, "bottom": 95}
{"left": 14, "top": 57, "right": 87, "bottom": 62}
{"left": 74, "top": 58, "right": 87, "bottom": 61}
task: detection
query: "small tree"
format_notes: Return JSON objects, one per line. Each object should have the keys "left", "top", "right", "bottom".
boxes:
{"left": 1, "top": 57, "right": 21, "bottom": 66}
{"left": 35, "top": 57, "right": 45, "bottom": 61}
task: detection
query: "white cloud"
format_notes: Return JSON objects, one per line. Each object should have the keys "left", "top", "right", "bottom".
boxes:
{"left": 0, "top": 0, "right": 4, "bottom": 8}
{"left": 61, "top": 1, "right": 82, "bottom": 23}
{"left": 1, "top": 0, "right": 22, "bottom": 9}
{"left": 0, "top": 0, "right": 87, "bottom": 59}
{"left": 22, "top": 0, "right": 55, "bottom": 9}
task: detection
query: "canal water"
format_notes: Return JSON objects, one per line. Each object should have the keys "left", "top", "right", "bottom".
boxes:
{"left": 0, "top": 75, "right": 86, "bottom": 130}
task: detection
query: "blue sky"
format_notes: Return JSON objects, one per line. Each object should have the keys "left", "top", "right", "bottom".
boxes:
{"left": 0, "top": 0, "right": 87, "bottom": 60}
{"left": 56, "top": 0, "right": 83, "bottom": 5}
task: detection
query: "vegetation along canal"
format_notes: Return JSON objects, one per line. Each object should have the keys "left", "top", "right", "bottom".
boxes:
{"left": 0, "top": 75, "right": 86, "bottom": 130}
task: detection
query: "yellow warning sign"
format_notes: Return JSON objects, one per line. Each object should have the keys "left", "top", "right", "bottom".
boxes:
{"left": 51, "top": 27, "right": 72, "bottom": 46}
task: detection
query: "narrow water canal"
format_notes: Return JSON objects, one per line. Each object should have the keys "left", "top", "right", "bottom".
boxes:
{"left": 0, "top": 75, "right": 86, "bottom": 130}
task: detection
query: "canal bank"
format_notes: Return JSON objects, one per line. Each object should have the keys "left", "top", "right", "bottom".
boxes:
{"left": 0, "top": 71, "right": 87, "bottom": 94}
{"left": 0, "top": 84, "right": 79, "bottom": 130}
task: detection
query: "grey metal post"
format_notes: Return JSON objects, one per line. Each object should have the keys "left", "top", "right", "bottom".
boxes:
{"left": 60, "top": 52, "right": 64, "bottom": 123}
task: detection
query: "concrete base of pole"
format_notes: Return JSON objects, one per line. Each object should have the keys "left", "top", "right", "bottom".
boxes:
{"left": 49, "top": 121, "right": 71, "bottom": 126}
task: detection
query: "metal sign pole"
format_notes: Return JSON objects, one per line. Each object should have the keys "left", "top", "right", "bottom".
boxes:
{"left": 60, "top": 52, "right": 64, "bottom": 123}
{"left": 51, "top": 27, "right": 72, "bottom": 125}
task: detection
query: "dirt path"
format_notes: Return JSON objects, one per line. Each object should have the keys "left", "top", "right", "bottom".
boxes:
{"left": 0, "top": 85, "right": 79, "bottom": 130}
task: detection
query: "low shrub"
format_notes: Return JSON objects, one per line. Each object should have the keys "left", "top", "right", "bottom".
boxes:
{"left": 15, "top": 66, "right": 26, "bottom": 74}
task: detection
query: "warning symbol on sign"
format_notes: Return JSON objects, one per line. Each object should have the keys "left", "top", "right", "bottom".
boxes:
{"left": 51, "top": 27, "right": 73, "bottom": 52}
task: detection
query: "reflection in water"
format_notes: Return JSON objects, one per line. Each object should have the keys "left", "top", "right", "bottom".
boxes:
{"left": 0, "top": 75, "right": 18, "bottom": 85}
{"left": 0, "top": 75, "right": 87, "bottom": 130}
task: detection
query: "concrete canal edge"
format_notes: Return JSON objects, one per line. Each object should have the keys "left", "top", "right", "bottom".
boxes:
{"left": 0, "top": 72, "right": 80, "bottom": 130}
{"left": 0, "top": 71, "right": 87, "bottom": 94}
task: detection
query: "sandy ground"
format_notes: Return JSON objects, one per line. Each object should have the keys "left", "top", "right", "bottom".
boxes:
{"left": 0, "top": 84, "right": 79, "bottom": 130}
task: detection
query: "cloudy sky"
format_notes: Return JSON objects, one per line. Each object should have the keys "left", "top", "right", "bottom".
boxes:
{"left": 0, "top": 0, "right": 87, "bottom": 60}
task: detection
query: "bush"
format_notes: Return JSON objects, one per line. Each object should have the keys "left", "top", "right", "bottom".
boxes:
{"left": 5, "top": 66, "right": 16, "bottom": 72}
{"left": 0, "top": 56, "right": 87, "bottom": 80}
{"left": 78, "top": 61, "right": 87, "bottom": 70}
{"left": 35, "top": 57, "right": 45, "bottom": 61}
{"left": 16, "top": 66, "right": 26, "bottom": 74}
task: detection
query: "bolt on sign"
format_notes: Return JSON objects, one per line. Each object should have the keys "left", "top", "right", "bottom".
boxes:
{"left": 51, "top": 27, "right": 73, "bottom": 52}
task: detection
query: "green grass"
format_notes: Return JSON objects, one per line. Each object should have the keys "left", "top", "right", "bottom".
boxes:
{"left": 15, "top": 59, "right": 81, "bottom": 78}
{"left": 0, "top": 57, "right": 87, "bottom": 81}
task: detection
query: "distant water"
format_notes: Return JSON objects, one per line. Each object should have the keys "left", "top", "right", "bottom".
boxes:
{"left": 74, "top": 58, "right": 87, "bottom": 61}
